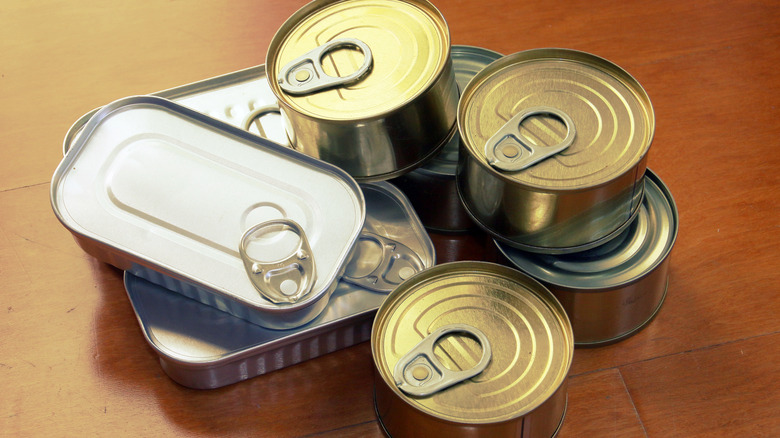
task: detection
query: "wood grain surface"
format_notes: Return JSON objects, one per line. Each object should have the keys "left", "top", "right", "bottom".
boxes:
{"left": 2, "top": 0, "right": 778, "bottom": 437}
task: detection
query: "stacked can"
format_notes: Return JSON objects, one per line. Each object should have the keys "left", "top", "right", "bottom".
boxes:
{"left": 454, "top": 48, "right": 678, "bottom": 346}
{"left": 498, "top": 170, "right": 678, "bottom": 346}
{"left": 52, "top": 91, "right": 439, "bottom": 382}
{"left": 264, "top": 0, "right": 509, "bottom": 265}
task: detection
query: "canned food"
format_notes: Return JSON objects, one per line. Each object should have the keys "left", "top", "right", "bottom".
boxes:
{"left": 266, "top": 0, "right": 458, "bottom": 181}
{"left": 498, "top": 169, "right": 678, "bottom": 346}
{"left": 392, "top": 45, "right": 502, "bottom": 232}
{"left": 372, "top": 262, "right": 573, "bottom": 437}
{"left": 457, "top": 48, "right": 654, "bottom": 253}
{"left": 123, "top": 180, "right": 435, "bottom": 389}
{"left": 51, "top": 96, "right": 365, "bottom": 329}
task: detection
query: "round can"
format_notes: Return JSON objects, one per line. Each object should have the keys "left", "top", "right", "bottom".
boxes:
{"left": 457, "top": 48, "right": 655, "bottom": 253}
{"left": 372, "top": 261, "right": 573, "bottom": 437}
{"left": 497, "top": 169, "right": 678, "bottom": 346}
{"left": 392, "top": 45, "right": 503, "bottom": 232}
{"left": 266, "top": 0, "right": 458, "bottom": 182}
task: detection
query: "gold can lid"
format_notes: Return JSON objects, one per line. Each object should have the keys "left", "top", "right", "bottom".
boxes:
{"left": 372, "top": 261, "right": 573, "bottom": 423}
{"left": 267, "top": 0, "right": 449, "bottom": 121}
{"left": 459, "top": 48, "right": 654, "bottom": 189}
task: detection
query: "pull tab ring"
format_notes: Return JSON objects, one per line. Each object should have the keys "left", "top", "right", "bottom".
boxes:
{"left": 278, "top": 38, "right": 373, "bottom": 95}
{"left": 239, "top": 219, "right": 316, "bottom": 304}
{"left": 342, "top": 232, "right": 425, "bottom": 293}
{"left": 485, "top": 106, "right": 576, "bottom": 172}
{"left": 393, "top": 324, "right": 492, "bottom": 397}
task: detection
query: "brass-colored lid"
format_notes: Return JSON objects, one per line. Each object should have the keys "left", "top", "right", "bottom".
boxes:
{"left": 268, "top": 0, "right": 449, "bottom": 121}
{"left": 372, "top": 262, "right": 573, "bottom": 423}
{"left": 459, "top": 48, "right": 654, "bottom": 189}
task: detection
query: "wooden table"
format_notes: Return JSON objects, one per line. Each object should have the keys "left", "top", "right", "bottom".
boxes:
{"left": 2, "top": 1, "right": 778, "bottom": 436}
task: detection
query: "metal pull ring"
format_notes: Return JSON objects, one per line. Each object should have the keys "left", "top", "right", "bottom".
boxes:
{"left": 239, "top": 219, "right": 316, "bottom": 304}
{"left": 278, "top": 38, "right": 373, "bottom": 95}
{"left": 485, "top": 106, "right": 576, "bottom": 172}
{"left": 394, "top": 324, "right": 492, "bottom": 397}
{"left": 342, "top": 232, "right": 424, "bottom": 293}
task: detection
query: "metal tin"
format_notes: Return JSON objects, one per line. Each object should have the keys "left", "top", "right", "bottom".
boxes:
{"left": 266, "top": 0, "right": 458, "bottom": 182}
{"left": 63, "top": 65, "right": 286, "bottom": 156}
{"left": 124, "top": 181, "right": 435, "bottom": 389}
{"left": 51, "top": 96, "right": 365, "bottom": 329}
{"left": 498, "top": 169, "right": 678, "bottom": 346}
{"left": 457, "top": 48, "right": 654, "bottom": 253}
{"left": 392, "top": 45, "right": 503, "bottom": 232}
{"left": 372, "top": 261, "right": 573, "bottom": 437}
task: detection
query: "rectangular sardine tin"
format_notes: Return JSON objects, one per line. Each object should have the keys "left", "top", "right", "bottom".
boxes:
{"left": 52, "top": 96, "right": 365, "bottom": 329}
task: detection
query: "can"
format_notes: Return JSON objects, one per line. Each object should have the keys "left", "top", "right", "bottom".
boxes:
{"left": 392, "top": 45, "right": 502, "bottom": 232}
{"left": 266, "top": 0, "right": 458, "bottom": 182}
{"left": 457, "top": 48, "right": 654, "bottom": 253}
{"left": 123, "top": 180, "right": 435, "bottom": 389}
{"left": 372, "top": 262, "right": 573, "bottom": 437}
{"left": 51, "top": 96, "right": 365, "bottom": 329}
{"left": 497, "top": 169, "right": 678, "bottom": 346}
